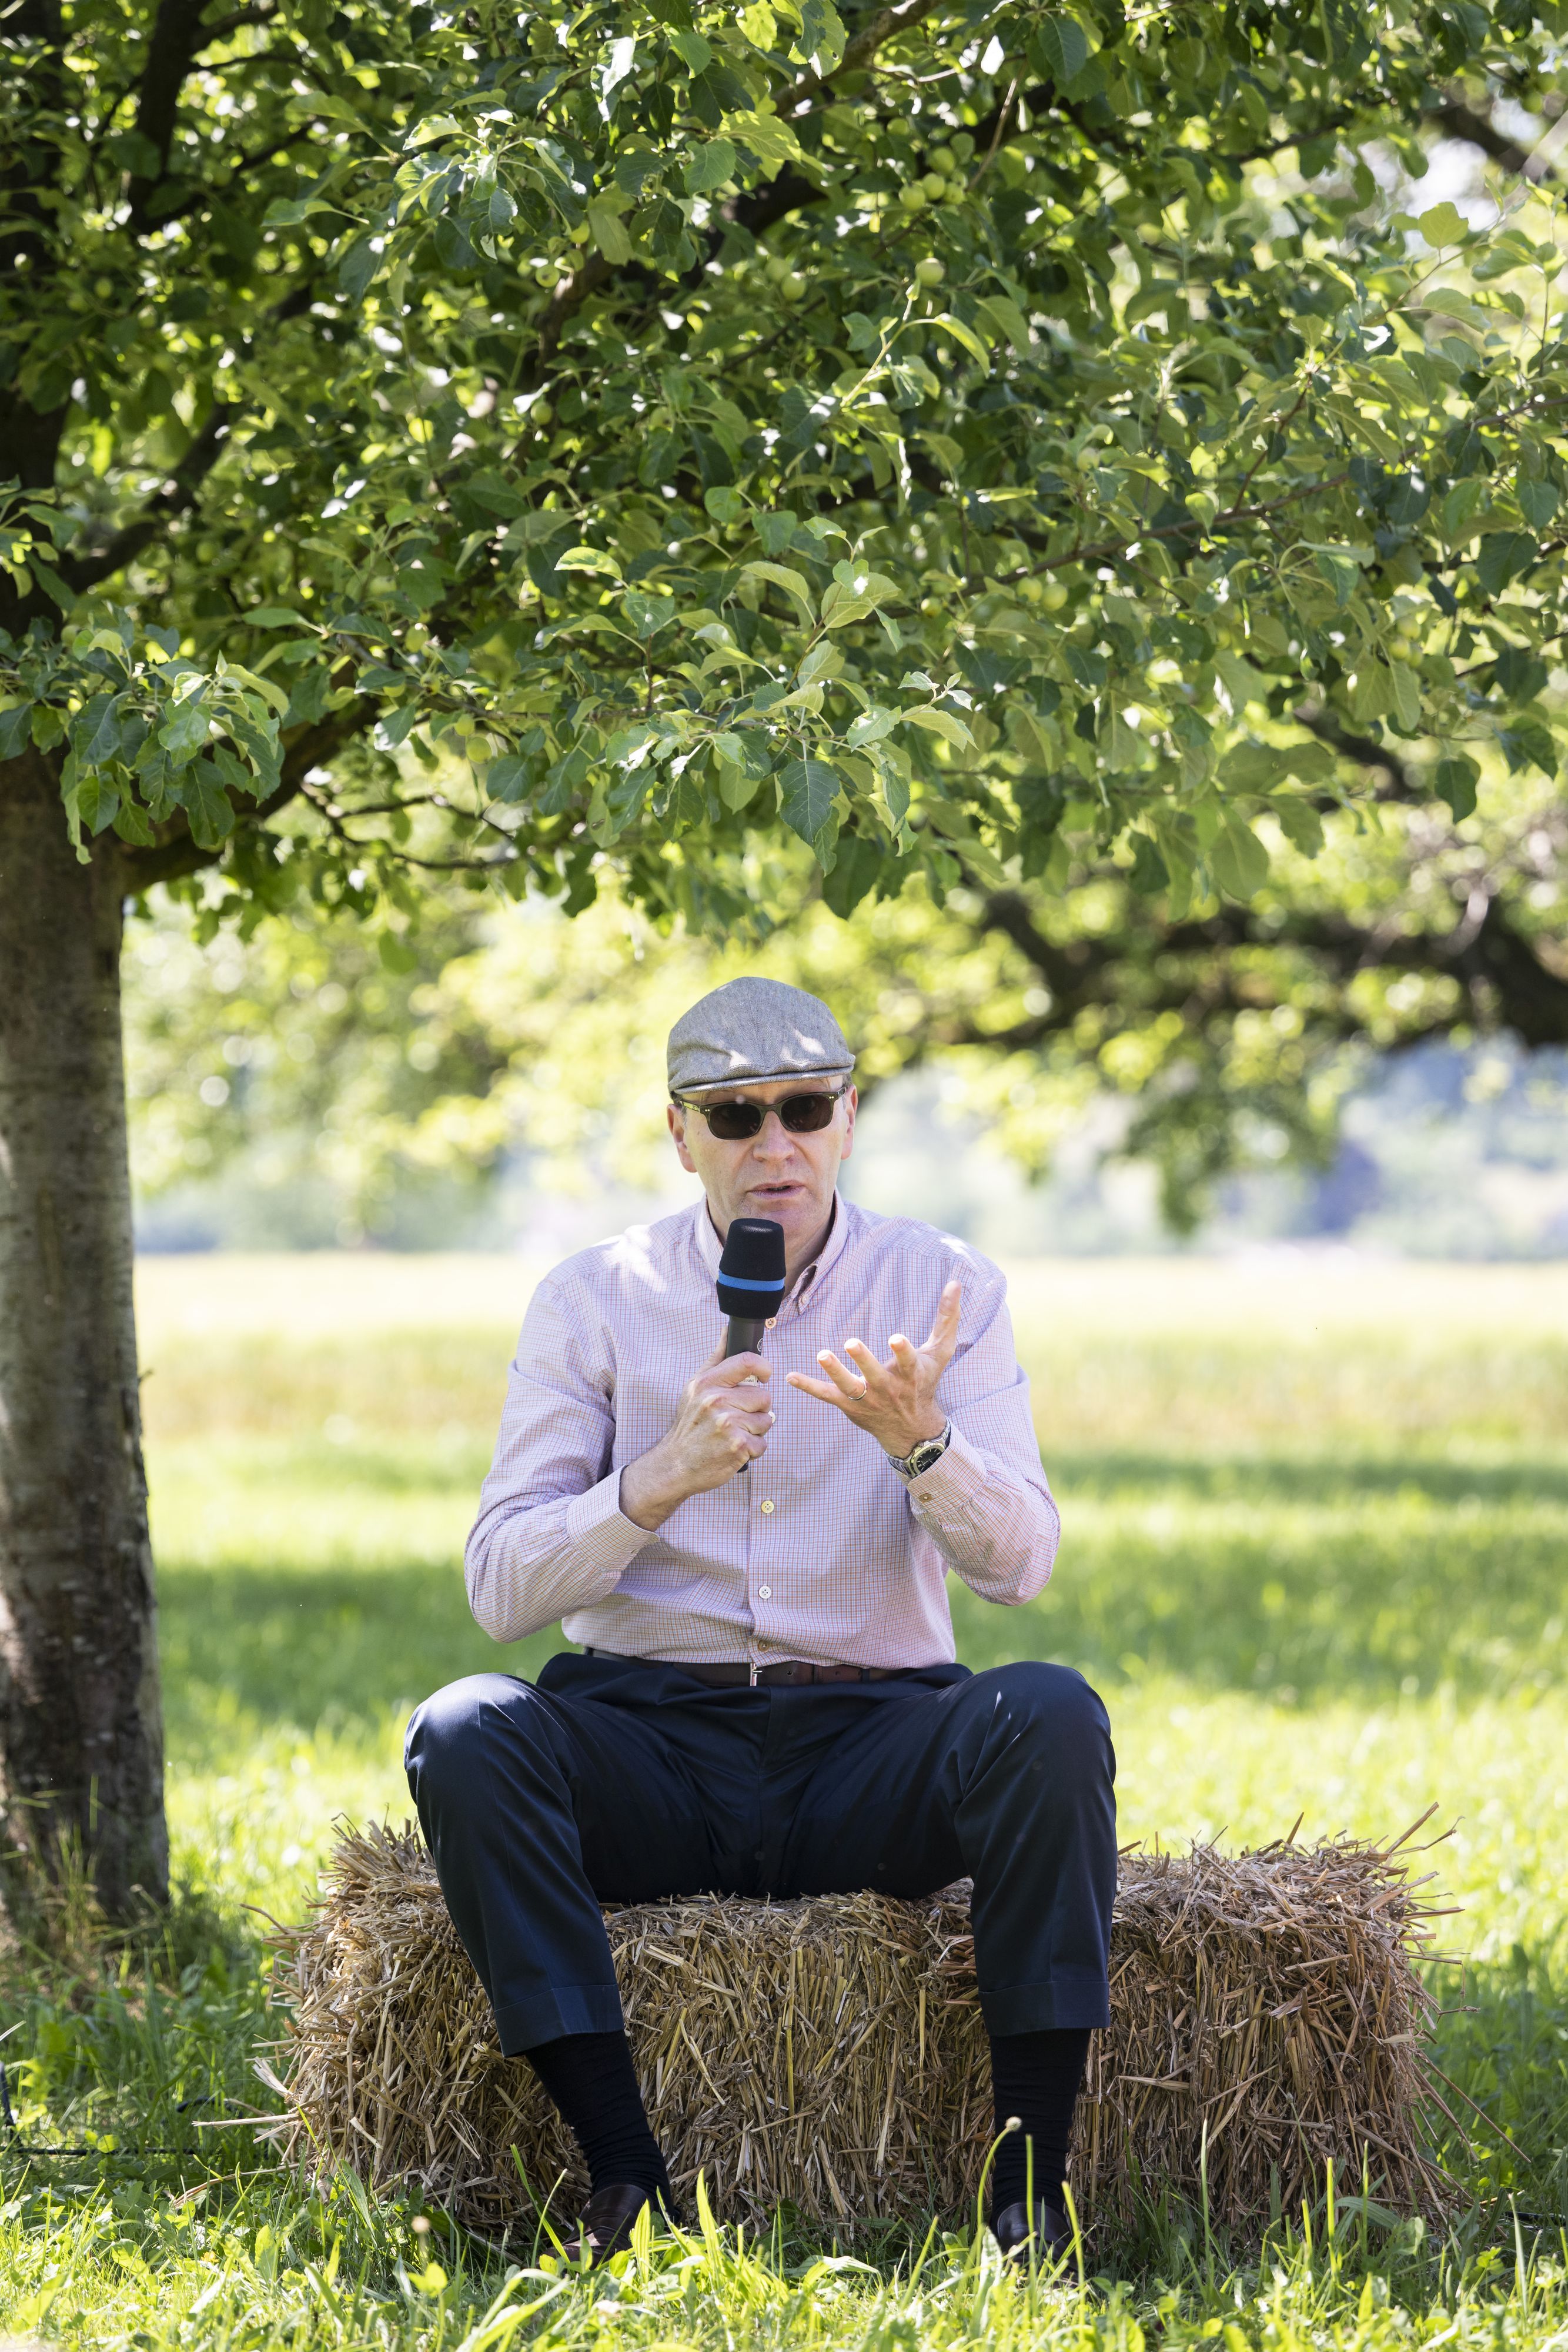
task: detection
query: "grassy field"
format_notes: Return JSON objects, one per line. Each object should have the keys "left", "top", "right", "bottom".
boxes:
{"left": 1, "top": 1250, "right": 1563, "bottom": 2350}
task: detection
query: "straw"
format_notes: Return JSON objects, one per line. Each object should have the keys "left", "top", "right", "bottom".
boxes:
{"left": 267, "top": 1820, "right": 1452, "bottom": 2238}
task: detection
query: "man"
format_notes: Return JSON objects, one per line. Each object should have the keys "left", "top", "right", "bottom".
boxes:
{"left": 406, "top": 977, "right": 1116, "bottom": 2266}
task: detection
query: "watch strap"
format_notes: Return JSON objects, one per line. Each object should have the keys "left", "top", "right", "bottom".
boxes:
{"left": 888, "top": 1419, "right": 953, "bottom": 1479}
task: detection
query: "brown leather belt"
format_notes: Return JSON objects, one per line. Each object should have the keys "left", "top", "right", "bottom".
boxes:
{"left": 586, "top": 1651, "right": 909, "bottom": 1687}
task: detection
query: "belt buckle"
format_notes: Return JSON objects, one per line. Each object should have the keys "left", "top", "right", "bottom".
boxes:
{"left": 750, "top": 1659, "right": 761, "bottom": 1687}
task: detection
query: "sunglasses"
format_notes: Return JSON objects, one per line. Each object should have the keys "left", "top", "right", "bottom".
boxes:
{"left": 671, "top": 1084, "right": 850, "bottom": 1141}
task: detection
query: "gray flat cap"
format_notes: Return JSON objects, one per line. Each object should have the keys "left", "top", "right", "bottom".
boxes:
{"left": 667, "top": 977, "right": 855, "bottom": 1095}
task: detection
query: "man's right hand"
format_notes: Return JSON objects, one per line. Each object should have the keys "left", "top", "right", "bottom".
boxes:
{"left": 619, "top": 1345, "right": 773, "bottom": 1531}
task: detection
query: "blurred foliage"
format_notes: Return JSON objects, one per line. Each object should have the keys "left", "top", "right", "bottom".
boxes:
{"left": 9, "top": 0, "right": 1568, "bottom": 971}
{"left": 129, "top": 731, "right": 1564, "bottom": 1228}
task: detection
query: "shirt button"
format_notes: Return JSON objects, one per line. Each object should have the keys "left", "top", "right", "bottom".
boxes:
{"left": 765, "top": 1316, "right": 777, "bottom": 1329}
{"left": 760, "top": 1498, "right": 774, "bottom": 1515}
{"left": 757, "top": 1585, "right": 772, "bottom": 1601}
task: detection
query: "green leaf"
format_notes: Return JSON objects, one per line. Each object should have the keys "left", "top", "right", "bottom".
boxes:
{"left": 975, "top": 296, "right": 1031, "bottom": 352}
{"left": 1274, "top": 799, "right": 1325, "bottom": 858}
{"left": 670, "top": 28, "right": 713, "bottom": 69}
{"left": 262, "top": 195, "right": 346, "bottom": 227}
{"left": 931, "top": 313, "right": 991, "bottom": 368}
{"left": 1209, "top": 811, "right": 1269, "bottom": 901}
{"left": 1126, "top": 831, "right": 1169, "bottom": 896}
{"left": 1434, "top": 753, "right": 1480, "bottom": 820}
{"left": 778, "top": 756, "right": 840, "bottom": 846}
{"left": 0, "top": 703, "right": 32, "bottom": 759}
{"left": 1389, "top": 660, "right": 1422, "bottom": 731}
{"left": 586, "top": 199, "right": 633, "bottom": 264}
{"left": 1035, "top": 12, "right": 1091, "bottom": 85}
{"left": 846, "top": 706, "right": 899, "bottom": 750}
{"left": 742, "top": 561, "right": 815, "bottom": 624}
{"left": 902, "top": 704, "right": 972, "bottom": 750}
{"left": 486, "top": 754, "right": 534, "bottom": 803}
{"left": 1519, "top": 479, "right": 1559, "bottom": 530}
{"left": 821, "top": 830, "right": 882, "bottom": 918}
{"left": 557, "top": 545, "right": 624, "bottom": 578}
{"left": 71, "top": 693, "right": 122, "bottom": 767}
{"left": 112, "top": 795, "right": 156, "bottom": 846}
{"left": 245, "top": 607, "right": 313, "bottom": 629}
{"left": 725, "top": 110, "right": 801, "bottom": 168}
{"left": 158, "top": 691, "right": 212, "bottom": 765}
{"left": 1418, "top": 202, "right": 1468, "bottom": 248}
{"left": 172, "top": 757, "right": 235, "bottom": 849}
{"left": 714, "top": 735, "right": 765, "bottom": 808}
{"left": 1476, "top": 530, "right": 1536, "bottom": 598}
{"left": 683, "top": 138, "right": 735, "bottom": 192}
{"left": 1309, "top": 546, "right": 1365, "bottom": 610}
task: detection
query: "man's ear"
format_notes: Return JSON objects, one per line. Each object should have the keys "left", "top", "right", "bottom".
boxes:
{"left": 838, "top": 1084, "right": 858, "bottom": 1161}
{"left": 668, "top": 1101, "right": 699, "bottom": 1175}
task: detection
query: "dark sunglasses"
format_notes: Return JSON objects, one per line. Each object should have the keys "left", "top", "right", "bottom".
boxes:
{"left": 671, "top": 1084, "right": 850, "bottom": 1141}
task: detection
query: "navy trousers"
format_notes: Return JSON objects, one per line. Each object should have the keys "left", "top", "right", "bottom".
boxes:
{"left": 405, "top": 1651, "right": 1117, "bottom": 2058}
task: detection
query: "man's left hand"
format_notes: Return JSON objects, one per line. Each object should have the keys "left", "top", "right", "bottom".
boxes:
{"left": 785, "top": 1279, "right": 962, "bottom": 1462}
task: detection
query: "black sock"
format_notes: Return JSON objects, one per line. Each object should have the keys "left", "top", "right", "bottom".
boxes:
{"left": 988, "top": 2026, "right": 1092, "bottom": 2218}
{"left": 524, "top": 2030, "right": 672, "bottom": 2206}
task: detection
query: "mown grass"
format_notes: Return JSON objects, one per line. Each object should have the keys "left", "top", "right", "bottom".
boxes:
{"left": 1, "top": 1253, "right": 1564, "bottom": 2347}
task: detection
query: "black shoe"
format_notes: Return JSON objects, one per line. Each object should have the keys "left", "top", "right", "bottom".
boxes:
{"left": 993, "top": 2197, "right": 1074, "bottom": 2265}
{"left": 561, "top": 2182, "right": 661, "bottom": 2268}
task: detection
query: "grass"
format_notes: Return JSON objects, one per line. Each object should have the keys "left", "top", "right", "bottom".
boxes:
{"left": 1, "top": 1250, "right": 1564, "bottom": 2348}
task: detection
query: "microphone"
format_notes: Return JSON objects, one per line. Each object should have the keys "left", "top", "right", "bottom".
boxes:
{"left": 717, "top": 1217, "right": 787, "bottom": 1358}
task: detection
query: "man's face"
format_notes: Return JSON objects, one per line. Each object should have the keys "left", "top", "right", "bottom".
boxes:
{"left": 668, "top": 1076, "right": 857, "bottom": 1263}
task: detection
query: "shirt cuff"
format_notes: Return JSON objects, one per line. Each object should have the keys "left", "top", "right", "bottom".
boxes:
{"left": 904, "top": 1423, "right": 989, "bottom": 1525}
{"left": 563, "top": 1472, "right": 652, "bottom": 1586}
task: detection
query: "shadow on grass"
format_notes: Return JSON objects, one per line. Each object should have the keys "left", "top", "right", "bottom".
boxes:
{"left": 1053, "top": 1450, "right": 1568, "bottom": 1509}
{"left": 159, "top": 1561, "right": 566, "bottom": 1764}
{"left": 1429, "top": 1942, "right": 1568, "bottom": 2226}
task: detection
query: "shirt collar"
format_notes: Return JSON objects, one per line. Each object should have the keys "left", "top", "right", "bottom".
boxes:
{"left": 694, "top": 1191, "right": 851, "bottom": 1305}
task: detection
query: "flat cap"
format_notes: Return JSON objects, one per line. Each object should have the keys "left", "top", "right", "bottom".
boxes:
{"left": 667, "top": 977, "right": 855, "bottom": 1096}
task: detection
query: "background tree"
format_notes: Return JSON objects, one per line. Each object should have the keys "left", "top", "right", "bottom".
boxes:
{"left": 123, "top": 738, "right": 1567, "bottom": 1249}
{"left": 6, "top": 0, "right": 1568, "bottom": 1909}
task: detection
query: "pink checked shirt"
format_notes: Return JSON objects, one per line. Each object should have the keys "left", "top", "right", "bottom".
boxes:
{"left": 466, "top": 1194, "right": 1059, "bottom": 1668}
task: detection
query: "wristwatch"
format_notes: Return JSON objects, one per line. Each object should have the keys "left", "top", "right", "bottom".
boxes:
{"left": 887, "top": 1420, "right": 953, "bottom": 1480}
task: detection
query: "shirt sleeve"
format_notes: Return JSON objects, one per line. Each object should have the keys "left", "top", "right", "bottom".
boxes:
{"left": 464, "top": 1271, "right": 649, "bottom": 1643}
{"left": 902, "top": 1268, "right": 1059, "bottom": 1605}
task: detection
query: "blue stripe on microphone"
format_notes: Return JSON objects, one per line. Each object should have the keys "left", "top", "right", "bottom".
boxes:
{"left": 718, "top": 1272, "right": 786, "bottom": 1292}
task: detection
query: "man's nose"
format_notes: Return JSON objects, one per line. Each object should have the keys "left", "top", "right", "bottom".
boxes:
{"left": 751, "top": 1110, "right": 797, "bottom": 1154}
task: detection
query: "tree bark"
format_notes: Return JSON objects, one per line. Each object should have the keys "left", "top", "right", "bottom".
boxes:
{"left": 0, "top": 747, "right": 168, "bottom": 1918}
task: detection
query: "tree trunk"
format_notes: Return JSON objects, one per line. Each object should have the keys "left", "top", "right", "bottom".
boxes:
{"left": 0, "top": 746, "right": 168, "bottom": 1918}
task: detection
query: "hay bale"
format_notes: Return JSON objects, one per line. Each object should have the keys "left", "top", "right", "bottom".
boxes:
{"left": 266, "top": 1820, "right": 1450, "bottom": 2238}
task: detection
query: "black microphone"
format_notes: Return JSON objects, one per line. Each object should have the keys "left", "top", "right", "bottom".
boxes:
{"left": 717, "top": 1217, "right": 787, "bottom": 1358}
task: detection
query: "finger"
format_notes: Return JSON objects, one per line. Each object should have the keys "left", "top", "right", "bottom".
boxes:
{"left": 708, "top": 1352, "right": 771, "bottom": 1387}
{"left": 924, "top": 1280, "right": 964, "bottom": 1362}
{"left": 816, "top": 1348, "right": 874, "bottom": 1402}
{"left": 888, "top": 1333, "right": 920, "bottom": 1374}
{"left": 727, "top": 1402, "right": 775, "bottom": 1431}
{"left": 842, "top": 1338, "right": 890, "bottom": 1388}
{"left": 785, "top": 1371, "right": 857, "bottom": 1412}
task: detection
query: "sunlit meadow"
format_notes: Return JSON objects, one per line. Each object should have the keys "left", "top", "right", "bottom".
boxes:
{"left": 0, "top": 1252, "right": 1562, "bottom": 2347}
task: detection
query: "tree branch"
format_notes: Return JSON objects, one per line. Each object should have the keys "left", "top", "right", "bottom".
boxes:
{"left": 126, "top": 0, "right": 219, "bottom": 229}
{"left": 780, "top": 0, "right": 947, "bottom": 111}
